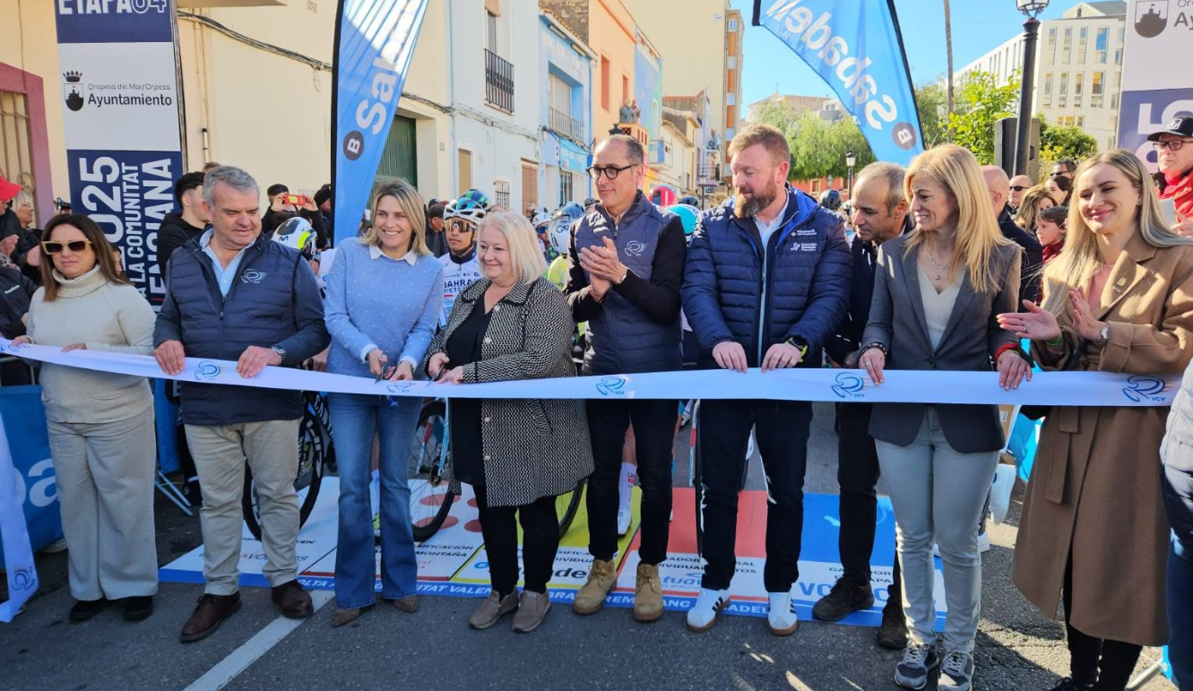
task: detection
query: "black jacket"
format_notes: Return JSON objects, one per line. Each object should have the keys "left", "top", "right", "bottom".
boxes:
{"left": 998, "top": 206, "right": 1043, "bottom": 307}
{"left": 824, "top": 218, "right": 912, "bottom": 366}
{"left": 0, "top": 265, "right": 36, "bottom": 338}
{"left": 154, "top": 234, "right": 330, "bottom": 425}
{"left": 157, "top": 213, "right": 207, "bottom": 276}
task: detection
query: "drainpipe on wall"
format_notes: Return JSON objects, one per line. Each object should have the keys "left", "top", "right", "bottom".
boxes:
{"left": 446, "top": 0, "right": 458, "bottom": 199}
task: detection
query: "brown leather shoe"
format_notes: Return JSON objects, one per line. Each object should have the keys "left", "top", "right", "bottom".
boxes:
{"left": 271, "top": 580, "right": 313, "bottom": 619}
{"left": 391, "top": 595, "right": 418, "bottom": 613}
{"left": 332, "top": 607, "right": 365, "bottom": 628}
{"left": 180, "top": 593, "right": 241, "bottom": 643}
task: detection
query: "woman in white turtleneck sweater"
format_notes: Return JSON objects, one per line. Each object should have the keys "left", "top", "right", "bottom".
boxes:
{"left": 13, "top": 214, "right": 159, "bottom": 623}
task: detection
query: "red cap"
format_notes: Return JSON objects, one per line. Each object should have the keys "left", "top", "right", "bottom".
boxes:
{"left": 0, "top": 174, "right": 21, "bottom": 202}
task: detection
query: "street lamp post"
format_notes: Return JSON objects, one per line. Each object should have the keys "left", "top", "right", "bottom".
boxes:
{"left": 845, "top": 151, "right": 857, "bottom": 197}
{"left": 1014, "top": 0, "right": 1049, "bottom": 176}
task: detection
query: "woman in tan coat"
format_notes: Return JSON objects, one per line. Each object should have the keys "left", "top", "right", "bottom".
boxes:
{"left": 999, "top": 150, "right": 1193, "bottom": 691}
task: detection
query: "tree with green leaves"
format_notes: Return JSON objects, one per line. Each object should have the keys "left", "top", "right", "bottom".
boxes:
{"left": 946, "top": 70, "right": 1021, "bottom": 165}
{"left": 1038, "top": 119, "right": 1099, "bottom": 171}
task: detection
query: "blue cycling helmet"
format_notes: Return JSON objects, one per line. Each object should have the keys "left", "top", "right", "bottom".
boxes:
{"left": 558, "top": 201, "right": 585, "bottom": 220}
{"left": 677, "top": 195, "right": 700, "bottom": 208}
{"left": 664, "top": 204, "right": 700, "bottom": 236}
{"left": 444, "top": 189, "right": 491, "bottom": 224}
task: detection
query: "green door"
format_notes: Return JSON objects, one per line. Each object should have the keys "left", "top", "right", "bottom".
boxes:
{"left": 377, "top": 115, "right": 418, "bottom": 188}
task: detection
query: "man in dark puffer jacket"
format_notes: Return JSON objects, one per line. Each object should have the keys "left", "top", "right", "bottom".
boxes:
{"left": 682, "top": 124, "right": 850, "bottom": 635}
{"left": 154, "top": 166, "right": 329, "bottom": 643}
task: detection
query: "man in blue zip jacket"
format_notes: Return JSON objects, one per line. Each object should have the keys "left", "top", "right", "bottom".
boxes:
{"left": 682, "top": 124, "right": 850, "bottom": 635}
{"left": 154, "top": 166, "right": 329, "bottom": 643}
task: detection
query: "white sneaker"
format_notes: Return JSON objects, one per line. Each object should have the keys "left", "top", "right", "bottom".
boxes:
{"left": 617, "top": 507, "right": 631, "bottom": 536}
{"left": 685, "top": 587, "right": 728, "bottom": 632}
{"left": 989, "top": 464, "right": 1016, "bottom": 525}
{"left": 767, "top": 591, "right": 799, "bottom": 636}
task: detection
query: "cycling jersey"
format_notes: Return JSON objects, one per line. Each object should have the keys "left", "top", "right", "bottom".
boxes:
{"left": 438, "top": 246, "right": 482, "bottom": 326}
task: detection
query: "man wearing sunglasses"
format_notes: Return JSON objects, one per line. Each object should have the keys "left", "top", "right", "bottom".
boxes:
{"left": 153, "top": 166, "right": 330, "bottom": 642}
{"left": 1007, "top": 174, "right": 1033, "bottom": 214}
{"left": 1150, "top": 116, "right": 1193, "bottom": 236}
{"left": 1050, "top": 159, "right": 1077, "bottom": 181}
{"left": 437, "top": 194, "right": 486, "bottom": 326}
{"left": 566, "top": 134, "right": 687, "bottom": 624}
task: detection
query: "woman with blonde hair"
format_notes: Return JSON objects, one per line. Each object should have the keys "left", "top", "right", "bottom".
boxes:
{"left": 1000, "top": 150, "right": 1193, "bottom": 691}
{"left": 1013, "top": 185, "right": 1057, "bottom": 237}
{"left": 424, "top": 211, "right": 592, "bottom": 634}
{"left": 861, "top": 144, "right": 1028, "bottom": 691}
{"left": 323, "top": 179, "right": 443, "bottom": 627}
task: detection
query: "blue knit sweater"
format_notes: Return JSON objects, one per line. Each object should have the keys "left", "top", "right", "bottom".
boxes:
{"left": 324, "top": 240, "right": 444, "bottom": 379}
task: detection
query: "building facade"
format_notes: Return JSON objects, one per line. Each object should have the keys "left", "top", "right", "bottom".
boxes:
{"left": 956, "top": 1, "right": 1126, "bottom": 152}
{"left": 539, "top": 12, "right": 595, "bottom": 209}
{"left": 723, "top": 7, "right": 744, "bottom": 174}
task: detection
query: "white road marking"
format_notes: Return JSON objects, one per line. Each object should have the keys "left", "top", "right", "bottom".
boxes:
{"left": 184, "top": 591, "right": 334, "bottom": 691}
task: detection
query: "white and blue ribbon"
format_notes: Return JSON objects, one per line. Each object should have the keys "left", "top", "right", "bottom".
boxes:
{"left": 0, "top": 339, "right": 1180, "bottom": 407}
{"left": 0, "top": 409, "right": 39, "bottom": 623}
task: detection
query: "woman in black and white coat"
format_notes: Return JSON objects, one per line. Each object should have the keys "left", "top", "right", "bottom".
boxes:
{"left": 425, "top": 211, "right": 593, "bottom": 634}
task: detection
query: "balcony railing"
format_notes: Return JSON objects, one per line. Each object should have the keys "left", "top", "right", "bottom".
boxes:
{"left": 650, "top": 140, "right": 672, "bottom": 169}
{"left": 549, "top": 106, "right": 583, "bottom": 140}
{"left": 697, "top": 163, "right": 720, "bottom": 182}
{"left": 485, "top": 49, "right": 514, "bottom": 113}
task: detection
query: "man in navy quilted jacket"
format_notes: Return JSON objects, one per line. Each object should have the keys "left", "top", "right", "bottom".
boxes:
{"left": 681, "top": 123, "right": 850, "bottom": 635}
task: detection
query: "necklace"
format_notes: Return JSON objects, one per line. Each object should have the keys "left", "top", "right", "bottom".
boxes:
{"left": 924, "top": 247, "right": 953, "bottom": 282}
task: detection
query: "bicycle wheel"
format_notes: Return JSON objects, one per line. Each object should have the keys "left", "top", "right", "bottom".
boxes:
{"left": 556, "top": 479, "right": 585, "bottom": 538}
{"left": 242, "top": 396, "right": 329, "bottom": 541}
{"left": 409, "top": 399, "right": 459, "bottom": 542}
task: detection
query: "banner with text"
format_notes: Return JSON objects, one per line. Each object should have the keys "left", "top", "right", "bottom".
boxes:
{"left": 332, "top": 0, "right": 430, "bottom": 245}
{"left": 1116, "top": 0, "right": 1193, "bottom": 169}
{"left": 754, "top": 0, "right": 924, "bottom": 166}
{"left": 55, "top": 0, "right": 184, "bottom": 306}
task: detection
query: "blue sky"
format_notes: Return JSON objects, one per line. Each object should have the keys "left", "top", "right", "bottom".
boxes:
{"left": 732, "top": 0, "right": 1078, "bottom": 115}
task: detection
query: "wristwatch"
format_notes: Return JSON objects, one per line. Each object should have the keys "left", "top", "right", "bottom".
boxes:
{"left": 786, "top": 337, "right": 810, "bottom": 359}
{"left": 1094, "top": 323, "right": 1110, "bottom": 347}
{"left": 270, "top": 344, "right": 287, "bottom": 362}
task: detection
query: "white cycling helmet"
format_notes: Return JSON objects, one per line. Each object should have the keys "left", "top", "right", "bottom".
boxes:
{"left": 272, "top": 216, "right": 316, "bottom": 258}
{"left": 444, "top": 189, "right": 490, "bottom": 226}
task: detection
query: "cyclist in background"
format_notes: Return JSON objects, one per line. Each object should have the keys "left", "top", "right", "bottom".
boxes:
{"left": 440, "top": 191, "right": 489, "bottom": 326}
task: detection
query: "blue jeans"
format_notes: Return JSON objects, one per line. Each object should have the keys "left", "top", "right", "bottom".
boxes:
{"left": 1171, "top": 533, "right": 1192, "bottom": 689}
{"left": 329, "top": 393, "right": 421, "bottom": 609}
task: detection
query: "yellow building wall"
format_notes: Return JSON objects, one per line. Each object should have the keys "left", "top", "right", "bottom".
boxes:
{"left": 0, "top": 1, "right": 455, "bottom": 206}
{"left": 0, "top": 0, "right": 67, "bottom": 207}
{"left": 588, "top": 0, "right": 637, "bottom": 137}
{"left": 619, "top": 0, "right": 726, "bottom": 139}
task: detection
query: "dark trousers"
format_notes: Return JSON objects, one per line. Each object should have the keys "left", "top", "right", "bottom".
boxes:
{"left": 1064, "top": 558, "right": 1143, "bottom": 690}
{"left": 474, "top": 485, "right": 558, "bottom": 595}
{"left": 837, "top": 402, "right": 881, "bottom": 585}
{"left": 586, "top": 399, "right": 675, "bottom": 565}
{"left": 698, "top": 399, "right": 812, "bottom": 592}
{"left": 1169, "top": 534, "right": 1192, "bottom": 690}
{"left": 836, "top": 402, "right": 903, "bottom": 606}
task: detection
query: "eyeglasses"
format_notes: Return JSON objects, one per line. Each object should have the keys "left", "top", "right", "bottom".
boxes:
{"left": 447, "top": 219, "right": 474, "bottom": 234}
{"left": 586, "top": 164, "right": 636, "bottom": 180}
{"left": 1050, "top": 171, "right": 1068, "bottom": 177}
{"left": 1154, "top": 139, "right": 1191, "bottom": 152}
{"left": 1009, "top": 185, "right": 1029, "bottom": 192}
{"left": 40, "top": 239, "right": 92, "bottom": 255}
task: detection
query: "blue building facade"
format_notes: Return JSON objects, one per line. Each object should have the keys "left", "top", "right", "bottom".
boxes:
{"left": 539, "top": 14, "right": 593, "bottom": 210}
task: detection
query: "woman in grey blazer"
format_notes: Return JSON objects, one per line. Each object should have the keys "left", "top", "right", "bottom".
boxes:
{"left": 425, "top": 212, "right": 593, "bottom": 635}
{"left": 859, "top": 144, "right": 1030, "bottom": 691}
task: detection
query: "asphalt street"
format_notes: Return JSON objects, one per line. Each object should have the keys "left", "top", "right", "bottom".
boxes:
{"left": 0, "top": 402, "right": 1177, "bottom": 691}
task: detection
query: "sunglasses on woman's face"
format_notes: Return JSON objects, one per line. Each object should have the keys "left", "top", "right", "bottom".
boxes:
{"left": 41, "top": 239, "right": 93, "bottom": 255}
